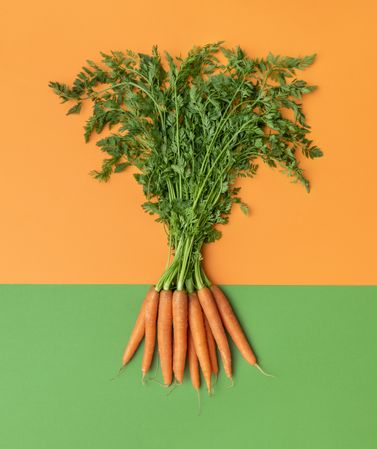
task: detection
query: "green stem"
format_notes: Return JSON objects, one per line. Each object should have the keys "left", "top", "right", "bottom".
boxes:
{"left": 201, "top": 266, "right": 211, "bottom": 287}
{"left": 162, "top": 263, "right": 179, "bottom": 291}
{"left": 167, "top": 179, "right": 176, "bottom": 200}
{"left": 155, "top": 236, "right": 184, "bottom": 291}
{"left": 186, "top": 278, "right": 194, "bottom": 294}
{"left": 174, "top": 83, "right": 182, "bottom": 199}
{"left": 165, "top": 231, "right": 173, "bottom": 270}
{"left": 194, "top": 257, "right": 205, "bottom": 290}
{"left": 128, "top": 81, "right": 164, "bottom": 122}
{"left": 177, "top": 236, "right": 194, "bottom": 291}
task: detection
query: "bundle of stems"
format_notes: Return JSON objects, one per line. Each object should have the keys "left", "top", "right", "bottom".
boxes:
{"left": 50, "top": 42, "right": 322, "bottom": 391}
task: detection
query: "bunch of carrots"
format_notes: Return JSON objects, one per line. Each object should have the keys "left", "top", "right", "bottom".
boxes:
{"left": 50, "top": 42, "right": 321, "bottom": 393}
{"left": 122, "top": 284, "right": 266, "bottom": 393}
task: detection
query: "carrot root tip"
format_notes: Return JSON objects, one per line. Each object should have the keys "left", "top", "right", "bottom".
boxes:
{"left": 166, "top": 383, "right": 178, "bottom": 396}
{"left": 110, "top": 364, "right": 126, "bottom": 381}
{"left": 196, "top": 389, "right": 201, "bottom": 416}
{"left": 226, "top": 378, "right": 235, "bottom": 389}
{"left": 254, "top": 363, "right": 275, "bottom": 378}
{"left": 147, "top": 376, "right": 166, "bottom": 388}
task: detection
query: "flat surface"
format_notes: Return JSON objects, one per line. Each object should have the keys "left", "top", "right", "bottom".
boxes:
{"left": 0, "top": 285, "right": 376, "bottom": 449}
{"left": 1, "top": 0, "right": 377, "bottom": 284}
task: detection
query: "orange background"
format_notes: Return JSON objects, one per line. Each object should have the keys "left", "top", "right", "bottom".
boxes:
{"left": 1, "top": 0, "right": 376, "bottom": 284}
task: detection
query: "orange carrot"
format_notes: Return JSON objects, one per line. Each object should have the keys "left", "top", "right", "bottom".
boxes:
{"left": 197, "top": 287, "right": 232, "bottom": 380}
{"left": 141, "top": 287, "right": 159, "bottom": 378}
{"left": 157, "top": 289, "right": 173, "bottom": 385}
{"left": 172, "top": 290, "right": 188, "bottom": 383}
{"left": 204, "top": 315, "right": 218, "bottom": 377}
{"left": 122, "top": 288, "right": 149, "bottom": 366}
{"left": 188, "top": 327, "right": 200, "bottom": 391}
{"left": 211, "top": 284, "right": 256, "bottom": 365}
{"left": 188, "top": 292, "right": 212, "bottom": 393}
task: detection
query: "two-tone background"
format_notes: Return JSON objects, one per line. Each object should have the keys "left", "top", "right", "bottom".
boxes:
{"left": 1, "top": 1, "right": 376, "bottom": 448}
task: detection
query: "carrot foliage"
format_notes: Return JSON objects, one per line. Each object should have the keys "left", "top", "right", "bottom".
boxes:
{"left": 49, "top": 42, "right": 322, "bottom": 290}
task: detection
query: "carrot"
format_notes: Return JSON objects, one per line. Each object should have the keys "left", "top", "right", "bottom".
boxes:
{"left": 188, "top": 292, "right": 212, "bottom": 393}
{"left": 141, "top": 287, "right": 159, "bottom": 378}
{"left": 204, "top": 315, "right": 218, "bottom": 378}
{"left": 172, "top": 290, "right": 188, "bottom": 383}
{"left": 211, "top": 284, "right": 256, "bottom": 365}
{"left": 54, "top": 44, "right": 321, "bottom": 391}
{"left": 188, "top": 327, "right": 200, "bottom": 390}
{"left": 122, "top": 288, "right": 149, "bottom": 366}
{"left": 157, "top": 289, "right": 173, "bottom": 385}
{"left": 197, "top": 287, "right": 232, "bottom": 380}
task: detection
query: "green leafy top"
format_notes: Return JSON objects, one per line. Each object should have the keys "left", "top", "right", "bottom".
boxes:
{"left": 50, "top": 42, "right": 322, "bottom": 290}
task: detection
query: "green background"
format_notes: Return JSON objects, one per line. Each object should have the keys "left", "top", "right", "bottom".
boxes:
{"left": 0, "top": 285, "right": 376, "bottom": 449}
